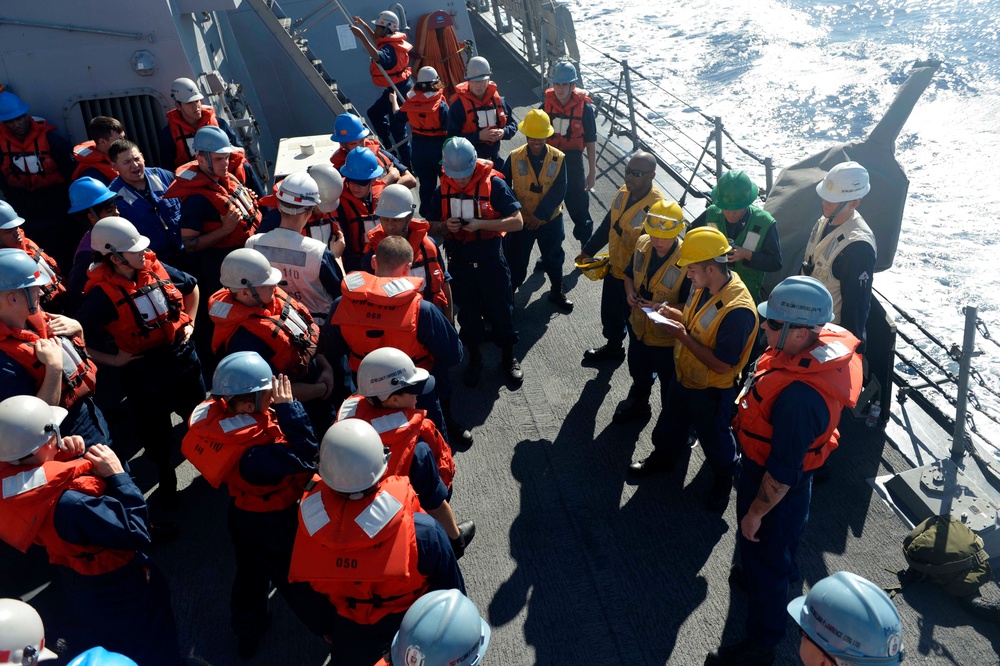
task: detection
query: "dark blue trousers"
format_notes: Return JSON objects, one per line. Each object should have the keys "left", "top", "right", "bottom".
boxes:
{"left": 626, "top": 331, "right": 675, "bottom": 403}
{"left": 652, "top": 379, "right": 739, "bottom": 477}
{"left": 505, "top": 213, "right": 566, "bottom": 291}
{"left": 446, "top": 238, "right": 517, "bottom": 349}
{"left": 410, "top": 136, "right": 444, "bottom": 213}
{"left": 600, "top": 274, "right": 629, "bottom": 345}
{"left": 562, "top": 150, "right": 593, "bottom": 243}
{"left": 737, "top": 459, "right": 812, "bottom": 648}
{"left": 367, "top": 88, "right": 411, "bottom": 167}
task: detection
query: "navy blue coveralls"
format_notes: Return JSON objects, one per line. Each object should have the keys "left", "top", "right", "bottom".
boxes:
{"left": 109, "top": 167, "right": 185, "bottom": 267}
{"left": 540, "top": 99, "right": 598, "bottom": 244}
{"left": 446, "top": 95, "right": 517, "bottom": 170}
{"left": 501, "top": 147, "right": 568, "bottom": 292}
{"left": 393, "top": 99, "right": 449, "bottom": 212}
{"left": 736, "top": 382, "right": 829, "bottom": 648}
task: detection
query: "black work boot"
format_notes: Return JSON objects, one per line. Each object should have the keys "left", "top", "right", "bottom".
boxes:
{"left": 449, "top": 520, "right": 477, "bottom": 559}
{"left": 613, "top": 386, "right": 652, "bottom": 423}
{"left": 583, "top": 342, "right": 626, "bottom": 363}
{"left": 441, "top": 398, "right": 474, "bottom": 449}
{"left": 502, "top": 346, "right": 523, "bottom": 386}
{"left": 463, "top": 345, "right": 483, "bottom": 387}
{"left": 547, "top": 280, "right": 574, "bottom": 313}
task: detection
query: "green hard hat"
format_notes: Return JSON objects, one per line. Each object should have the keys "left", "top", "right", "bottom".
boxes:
{"left": 711, "top": 170, "right": 759, "bottom": 211}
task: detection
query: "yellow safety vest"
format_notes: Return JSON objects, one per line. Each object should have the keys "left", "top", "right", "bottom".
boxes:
{"left": 509, "top": 144, "right": 564, "bottom": 222}
{"left": 675, "top": 272, "right": 758, "bottom": 389}
{"left": 608, "top": 185, "right": 664, "bottom": 279}
{"left": 629, "top": 234, "right": 686, "bottom": 347}
{"left": 801, "top": 212, "right": 876, "bottom": 325}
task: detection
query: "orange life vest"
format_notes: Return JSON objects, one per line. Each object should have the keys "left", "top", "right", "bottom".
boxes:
{"left": 0, "top": 118, "right": 66, "bottom": 191}
{"left": 331, "top": 138, "right": 395, "bottom": 172}
{"left": 543, "top": 88, "right": 592, "bottom": 153}
{"left": 329, "top": 271, "right": 432, "bottom": 372}
{"left": 20, "top": 236, "right": 65, "bottom": 304}
{"left": 208, "top": 286, "right": 318, "bottom": 380}
{"left": 0, "top": 458, "right": 135, "bottom": 574}
{"left": 0, "top": 316, "right": 97, "bottom": 410}
{"left": 734, "top": 326, "right": 863, "bottom": 471}
{"left": 71, "top": 140, "right": 118, "bottom": 182}
{"left": 288, "top": 475, "right": 427, "bottom": 624}
{"left": 337, "top": 395, "right": 455, "bottom": 489}
{"left": 450, "top": 82, "right": 507, "bottom": 143}
{"left": 439, "top": 160, "right": 504, "bottom": 243}
{"left": 83, "top": 252, "right": 190, "bottom": 355}
{"left": 162, "top": 161, "right": 261, "bottom": 248}
{"left": 182, "top": 399, "right": 312, "bottom": 512}
{"left": 365, "top": 219, "right": 448, "bottom": 310}
{"left": 400, "top": 90, "right": 447, "bottom": 137}
{"left": 164, "top": 106, "right": 248, "bottom": 181}
{"left": 338, "top": 179, "right": 386, "bottom": 257}
{"left": 370, "top": 33, "right": 413, "bottom": 88}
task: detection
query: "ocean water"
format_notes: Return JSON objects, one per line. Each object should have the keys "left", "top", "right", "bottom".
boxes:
{"left": 565, "top": 0, "right": 1000, "bottom": 433}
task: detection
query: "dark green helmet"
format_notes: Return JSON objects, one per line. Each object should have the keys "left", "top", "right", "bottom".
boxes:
{"left": 711, "top": 170, "right": 759, "bottom": 211}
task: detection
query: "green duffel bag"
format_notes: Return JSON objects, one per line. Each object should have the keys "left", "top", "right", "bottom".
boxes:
{"left": 902, "top": 515, "right": 992, "bottom": 597}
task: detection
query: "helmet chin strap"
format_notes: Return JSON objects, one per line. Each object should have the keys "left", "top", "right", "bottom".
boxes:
{"left": 776, "top": 322, "right": 790, "bottom": 351}
{"left": 21, "top": 287, "right": 39, "bottom": 315}
{"left": 242, "top": 279, "right": 265, "bottom": 307}
{"left": 825, "top": 201, "right": 849, "bottom": 225}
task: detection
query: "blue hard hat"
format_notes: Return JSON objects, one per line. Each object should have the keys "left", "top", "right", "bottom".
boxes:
{"left": 551, "top": 61, "right": 579, "bottom": 84}
{"left": 757, "top": 275, "right": 833, "bottom": 327}
{"left": 0, "top": 248, "right": 48, "bottom": 291}
{"left": 68, "top": 177, "right": 117, "bottom": 214}
{"left": 191, "top": 125, "right": 234, "bottom": 154}
{"left": 0, "top": 200, "right": 25, "bottom": 229}
{"left": 0, "top": 92, "right": 30, "bottom": 122}
{"left": 67, "top": 647, "right": 138, "bottom": 666}
{"left": 441, "top": 137, "right": 477, "bottom": 179}
{"left": 789, "top": 571, "right": 904, "bottom": 665}
{"left": 332, "top": 113, "right": 370, "bottom": 143}
{"left": 211, "top": 351, "right": 274, "bottom": 396}
{"left": 391, "top": 590, "right": 491, "bottom": 666}
{"left": 341, "top": 147, "right": 384, "bottom": 181}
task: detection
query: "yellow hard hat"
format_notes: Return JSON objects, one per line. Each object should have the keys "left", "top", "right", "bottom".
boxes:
{"left": 643, "top": 200, "right": 685, "bottom": 239}
{"left": 676, "top": 227, "right": 731, "bottom": 266}
{"left": 575, "top": 253, "right": 610, "bottom": 280}
{"left": 518, "top": 109, "right": 555, "bottom": 139}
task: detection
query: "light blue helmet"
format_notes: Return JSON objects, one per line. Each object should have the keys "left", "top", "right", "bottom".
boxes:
{"left": 67, "top": 647, "right": 139, "bottom": 666}
{"left": 0, "top": 248, "right": 47, "bottom": 291}
{"left": 551, "top": 61, "right": 579, "bottom": 84}
{"left": 441, "top": 137, "right": 477, "bottom": 179}
{"left": 0, "top": 201, "right": 25, "bottom": 230}
{"left": 341, "top": 147, "right": 384, "bottom": 181}
{"left": 789, "top": 571, "right": 904, "bottom": 665}
{"left": 0, "top": 92, "right": 29, "bottom": 122}
{"left": 192, "top": 125, "right": 234, "bottom": 154}
{"left": 68, "top": 177, "right": 117, "bottom": 214}
{"left": 211, "top": 352, "right": 273, "bottom": 396}
{"left": 332, "top": 113, "right": 370, "bottom": 143}
{"left": 391, "top": 590, "right": 491, "bottom": 666}
{"left": 757, "top": 275, "right": 833, "bottom": 327}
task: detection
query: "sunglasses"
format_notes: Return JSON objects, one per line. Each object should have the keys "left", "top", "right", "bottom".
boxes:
{"left": 625, "top": 168, "right": 653, "bottom": 178}
{"left": 765, "top": 319, "right": 811, "bottom": 331}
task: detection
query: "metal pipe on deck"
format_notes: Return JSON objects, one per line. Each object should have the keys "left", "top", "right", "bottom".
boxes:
{"left": 714, "top": 117, "right": 723, "bottom": 178}
{"left": 952, "top": 305, "right": 977, "bottom": 462}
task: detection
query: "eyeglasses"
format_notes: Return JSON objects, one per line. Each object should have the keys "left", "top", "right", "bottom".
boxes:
{"left": 625, "top": 168, "right": 653, "bottom": 178}
{"left": 765, "top": 319, "right": 811, "bottom": 331}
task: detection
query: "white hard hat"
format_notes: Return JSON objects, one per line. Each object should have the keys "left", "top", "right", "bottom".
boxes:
{"left": 0, "top": 395, "right": 67, "bottom": 463}
{"left": 375, "top": 184, "right": 415, "bottom": 219}
{"left": 277, "top": 172, "right": 321, "bottom": 210}
{"left": 357, "top": 347, "right": 433, "bottom": 401}
{"left": 170, "top": 77, "right": 204, "bottom": 103}
{"left": 373, "top": 10, "right": 399, "bottom": 32}
{"left": 0, "top": 598, "right": 58, "bottom": 663}
{"left": 91, "top": 217, "right": 150, "bottom": 255}
{"left": 817, "top": 161, "right": 871, "bottom": 203}
{"left": 219, "top": 248, "right": 281, "bottom": 289}
{"left": 465, "top": 56, "right": 492, "bottom": 81}
{"left": 319, "top": 419, "right": 388, "bottom": 493}
{"left": 417, "top": 67, "right": 440, "bottom": 84}
{"left": 307, "top": 164, "right": 344, "bottom": 214}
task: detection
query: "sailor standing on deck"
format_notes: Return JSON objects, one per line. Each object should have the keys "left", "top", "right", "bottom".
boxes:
{"left": 801, "top": 161, "right": 876, "bottom": 353}
{"left": 71, "top": 116, "right": 125, "bottom": 185}
{"left": 706, "top": 277, "right": 862, "bottom": 666}
{"left": 690, "top": 170, "right": 782, "bottom": 303}
{"left": 576, "top": 151, "right": 664, "bottom": 363}
{"left": 542, "top": 61, "right": 598, "bottom": 246}
{"left": 447, "top": 57, "right": 517, "bottom": 170}
{"left": 628, "top": 227, "right": 757, "bottom": 512}
{"left": 350, "top": 11, "right": 414, "bottom": 167}
{"left": 392, "top": 66, "right": 451, "bottom": 211}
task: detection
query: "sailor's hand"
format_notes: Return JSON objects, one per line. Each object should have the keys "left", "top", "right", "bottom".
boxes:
{"left": 178, "top": 324, "right": 194, "bottom": 345}
{"left": 349, "top": 24, "right": 364, "bottom": 38}
{"left": 585, "top": 170, "right": 596, "bottom": 191}
{"left": 85, "top": 444, "right": 125, "bottom": 478}
{"left": 34, "top": 338, "right": 64, "bottom": 371}
{"left": 114, "top": 350, "right": 143, "bottom": 367}
{"left": 728, "top": 246, "right": 751, "bottom": 263}
{"left": 626, "top": 291, "right": 640, "bottom": 308}
{"left": 352, "top": 15, "right": 365, "bottom": 26}
{"left": 574, "top": 251, "right": 591, "bottom": 264}
{"left": 221, "top": 206, "right": 242, "bottom": 232}
{"left": 524, "top": 214, "right": 543, "bottom": 231}
{"left": 463, "top": 218, "right": 483, "bottom": 232}
{"left": 56, "top": 435, "right": 86, "bottom": 460}
{"left": 272, "top": 374, "right": 293, "bottom": 404}
{"left": 48, "top": 315, "right": 83, "bottom": 338}
{"left": 329, "top": 229, "right": 346, "bottom": 258}
{"left": 741, "top": 512, "right": 762, "bottom": 542}
{"left": 445, "top": 217, "right": 464, "bottom": 234}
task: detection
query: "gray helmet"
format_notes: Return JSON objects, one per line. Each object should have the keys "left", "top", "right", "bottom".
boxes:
{"left": 170, "top": 77, "right": 204, "bottom": 103}
{"left": 0, "top": 201, "right": 25, "bottom": 230}
{"left": 319, "top": 419, "right": 388, "bottom": 493}
{"left": 219, "top": 248, "right": 282, "bottom": 290}
{"left": 390, "top": 590, "right": 491, "bottom": 666}
{"left": 465, "top": 56, "right": 491, "bottom": 81}
{"left": 416, "top": 66, "right": 440, "bottom": 84}
{"left": 374, "top": 184, "right": 415, "bottom": 219}
{"left": 192, "top": 126, "right": 234, "bottom": 154}
{"left": 0, "top": 249, "right": 48, "bottom": 291}
{"left": 441, "top": 138, "right": 477, "bottom": 179}
{"left": 0, "top": 395, "right": 67, "bottom": 463}
{"left": 550, "top": 61, "right": 579, "bottom": 84}
{"left": 307, "top": 164, "right": 344, "bottom": 213}
{"left": 757, "top": 276, "right": 834, "bottom": 327}
{"left": 211, "top": 351, "right": 273, "bottom": 396}
{"left": 91, "top": 217, "right": 150, "bottom": 255}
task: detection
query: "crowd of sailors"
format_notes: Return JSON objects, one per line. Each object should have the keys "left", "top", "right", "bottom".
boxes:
{"left": 0, "top": 8, "right": 905, "bottom": 666}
